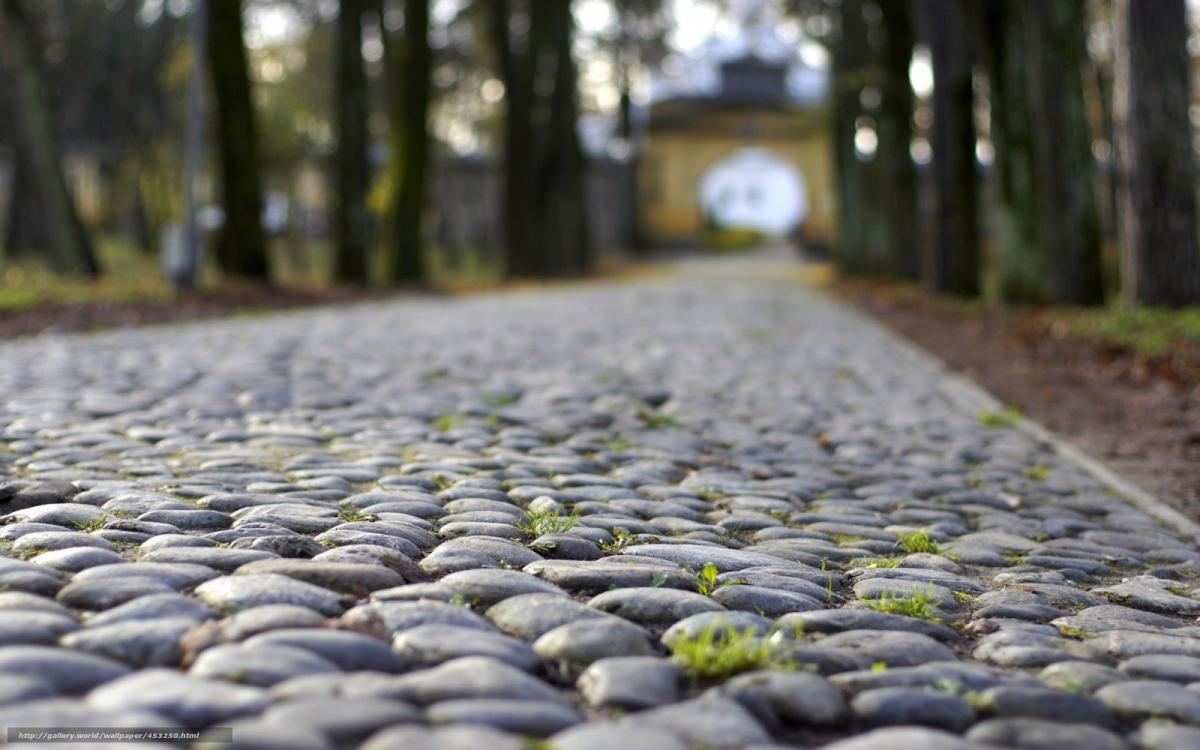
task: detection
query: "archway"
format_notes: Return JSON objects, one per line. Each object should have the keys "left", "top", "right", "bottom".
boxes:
{"left": 697, "top": 147, "right": 808, "bottom": 241}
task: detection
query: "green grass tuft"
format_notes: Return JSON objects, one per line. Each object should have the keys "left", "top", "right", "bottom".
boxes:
{"left": 692, "top": 562, "right": 747, "bottom": 596}
{"left": 978, "top": 407, "right": 1022, "bottom": 428}
{"left": 517, "top": 508, "right": 577, "bottom": 539}
{"left": 70, "top": 517, "right": 108, "bottom": 533}
{"left": 861, "top": 589, "right": 942, "bottom": 621}
{"left": 670, "top": 624, "right": 792, "bottom": 679}
{"left": 636, "top": 407, "right": 679, "bottom": 429}
{"left": 896, "top": 530, "right": 940, "bottom": 555}
{"left": 433, "top": 414, "right": 463, "bottom": 432}
{"left": 851, "top": 556, "right": 903, "bottom": 569}
{"left": 598, "top": 526, "right": 637, "bottom": 554}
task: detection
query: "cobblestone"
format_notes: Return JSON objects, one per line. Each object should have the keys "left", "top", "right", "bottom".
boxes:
{"left": 0, "top": 253, "right": 1198, "bottom": 747}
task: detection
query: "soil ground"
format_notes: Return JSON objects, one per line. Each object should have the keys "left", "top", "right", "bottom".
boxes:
{"left": 0, "top": 281, "right": 396, "bottom": 339}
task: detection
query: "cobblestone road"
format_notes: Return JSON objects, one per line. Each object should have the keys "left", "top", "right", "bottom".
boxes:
{"left": 1, "top": 252, "right": 1199, "bottom": 749}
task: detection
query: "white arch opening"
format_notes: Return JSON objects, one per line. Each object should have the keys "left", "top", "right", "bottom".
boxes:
{"left": 697, "top": 147, "right": 808, "bottom": 238}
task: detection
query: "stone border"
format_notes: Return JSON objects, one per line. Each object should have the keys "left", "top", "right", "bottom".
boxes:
{"left": 830, "top": 293, "right": 1200, "bottom": 546}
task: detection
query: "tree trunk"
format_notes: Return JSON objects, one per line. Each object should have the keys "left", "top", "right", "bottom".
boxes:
{"left": 926, "top": 0, "right": 978, "bottom": 296}
{"left": 1027, "top": 0, "right": 1104, "bottom": 305}
{"left": 616, "top": 1, "right": 644, "bottom": 257}
{"left": 0, "top": 0, "right": 99, "bottom": 275}
{"left": 537, "top": 0, "right": 590, "bottom": 276}
{"left": 876, "top": 0, "right": 918, "bottom": 279}
{"left": 980, "top": 0, "right": 1044, "bottom": 301}
{"left": 207, "top": 0, "right": 269, "bottom": 280}
{"left": 388, "top": 0, "right": 430, "bottom": 284}
{"left": 334, "top": 0, "right": 370, "bottom": 285}
{"left": 831, "top": 0, "right": 872, "bottom": 274}
{"left": 1114, "top": 0, "right": 1200, "bottom": 306}
{"left": 490, "top": 0, "right": 538, "bottom": 277}
{"left": 4, "top": 150, "right": 45, "bottom": 260}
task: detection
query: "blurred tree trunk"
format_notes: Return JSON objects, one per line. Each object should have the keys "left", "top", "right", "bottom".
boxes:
{"left": 876, "top": 0, "right": 918, "bottom": 279}
{"left": 926, "top": 0, "right": 978, "bottom": 296}
{"left": 334, "top": 0, "right": 370, "bottom": 285}
{"left": 1027, "top": 0, "right": 1104, "bottom": 305}
{"left": 980, "top": 0, "right": 1044, "bottom": 301}
{"left": 207, "top": 0, "right": 269, "bottom": 280}
{"left": 1114, "top": 0, "right": 1200, "bottom": 306}
{"left": 616, "top": 0, "right": 644, "bottom": 256}
{"left": 389, "top": 0, "right": 430, "bottom": 284}
{"left": 490, "top": 0, "right": 539, "bottom": 277}
{"left": 4, "top": 152, "right": 45, "bottom": 260}
{"left": 0, "top": 0, "right": 99, "bottom": 276}
{"left": 536, "top": 0, "right": 590, "bottom": 276}
{"left": 831, "top": 0, "right": 872, "bottom": 274}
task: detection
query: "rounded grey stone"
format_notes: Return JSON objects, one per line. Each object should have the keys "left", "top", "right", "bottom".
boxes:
{"left": 0, "top": 645, "right": 128, "bottom": 694}
{"left": 85, "top": 668, "right": 270, "bottom": 728}
{"left": 393, "top": 624, "right": 540, "bottom": 671}
{"left": 587, "top": 587, "right": 724, "bottom": 625}
{"left": 850, "top": 687, "right": 975, "bottom": 731}
{"left": 426, "top": 699, "right": 583, "bottom": 737}
{"left": 534, "top": 618, "right": 657, "bottom": 666}
{"left": 722, "top": 669, "right": 848, "bottom": 726}
{"left": 577, "top": 657, "right": 680, "bottom": 710}
{"left": 194, "top": 574, "right": 348, "bottom": 616}
{"left": 188, "top": 642, "right": 341, "bottom": 686}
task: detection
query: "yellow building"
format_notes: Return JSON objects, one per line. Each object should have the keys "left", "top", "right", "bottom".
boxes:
{"left": 638, "top": 56, "right": 833, "bottom": 250}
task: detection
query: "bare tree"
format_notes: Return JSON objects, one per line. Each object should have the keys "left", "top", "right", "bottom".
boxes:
{"left": 388, "top": 0, "right": 431, "bottom": 284}
{"left": 1114, "top": 0, "right": 1200, "bottom": 306}
{"left": 831, "top": 0, "right": 884, "bottom": 275}
{"left": 490, "top": 0, "right": 590, "bottom": 277}
{"left": 334, "top": 0, "right": 371, "bottom": 285}
{"left": 0, "top": 0, "right": 99, "bottom": 275}
{"left": 207, "top": 0, "right": 269, "bottom": 280}
{"left": 925, "top": 0, "right": 978, "bottom": 296}
{"left": 1027, "top": 0, "right": 1104, "bottom": 304}
{"left": 876, "top": 0, "right": 918, "bottom": 279}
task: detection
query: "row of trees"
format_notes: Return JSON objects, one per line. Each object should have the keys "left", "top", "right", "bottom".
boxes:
{"left": 0, "top": 0, "right": 625, "bottom": 286}
{"left": 829, "top": 0, "right": 1200, "bottom": 308}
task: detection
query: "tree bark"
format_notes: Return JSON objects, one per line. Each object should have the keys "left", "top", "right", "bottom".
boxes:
{"left": 876, "top": 0, "right": 918, "bottom": 279}
{"left": 0, "top": 0, "right": 99, "bottom": 275}
{"left": 334, "top": 0, "right": 370, "bottom": 285}
{"left": 980, "top": 0, "right": 1044, "bottom": 301}
{"left": 831, "top": 0, "right": 872, "bottom": 274}
{"left": 926, "top": 0, "right": 978, "bottom": 296}
{"left": 536, "top": 0, "right": 590, "bottom": 276}
{"left": 3, "top": 150, "right": 45, "bottom": 259}
{"left": 207, "top": 0, "right": 269, "bottom": 280}
{"left": 1027, "top": 0, "right": 1104, "bottom": 305}
{"left": 1114, "top": 0, "right": 1200, "bottom": 306}
{"left": 490, "top": 0, "right": 539, "bottom": 277}
{"left": 616, "top": 0, "right": 644, "bottom": 256}
{"left": 388, "top": 0, "right": 431, "bottom": 284}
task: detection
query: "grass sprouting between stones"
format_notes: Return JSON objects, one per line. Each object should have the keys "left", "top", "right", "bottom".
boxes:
{"left": 851, "top": 556, "right": 903, "bottom": 569}
{"left": 70, "top": 517, "right": 108, "bottom": 533}
{"left": 861, "top": 589, "right": 942, "bottom": 621}
{"left": 692, "top": 562, "right": 747, "bottom": 596}
{"left": 433, "top": 413, "right": 464, "bottom": 432}
{"left": 598, "top": 526, "right": 637, "bottom": 553}
{"left": 517, "top": 508, "right": 577, "bottom": 539}
{"left": 604, "top": 435, "right": 632, "bottom": 452}
{"left": 670, "top": 624, "right": 792, "bottom": 679}
{"left": 636, "top": 406, "right": 679, "bottom": 429}
{"left": 978, "top": 407, "right": 1022, "bottom": 428}
{"left": 895, "top": 530, "right": 940, "bottom": 555}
